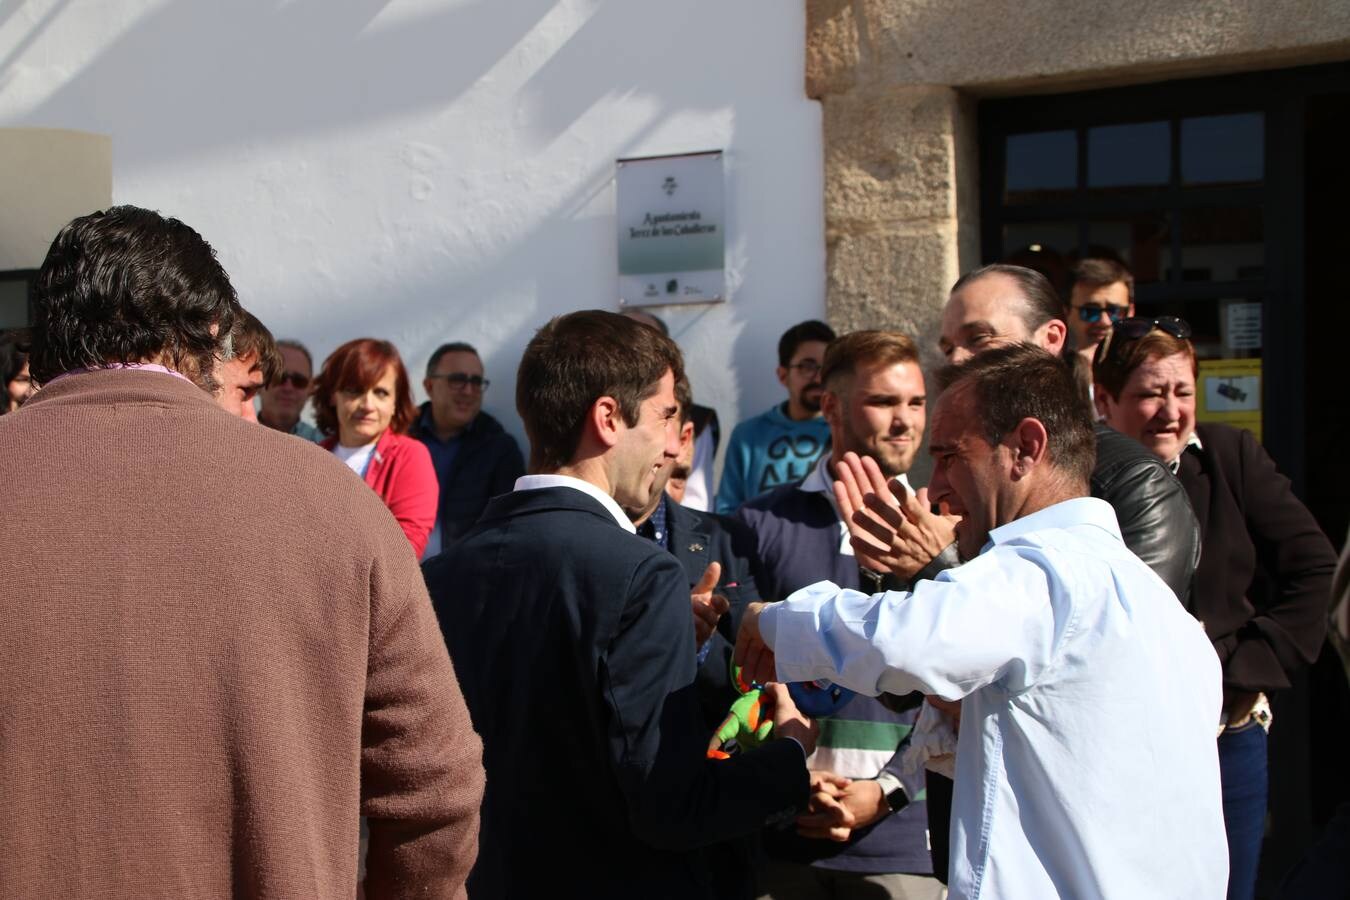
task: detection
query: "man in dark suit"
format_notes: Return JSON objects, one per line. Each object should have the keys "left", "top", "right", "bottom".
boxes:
{"left": 625, "top": 371, "right": 770, "bottom": 900}
{"left": 424, "top": 310, "right": 813, "bottom": 900}
{"left": 626, "top": 371, "right": 762, "bottom": 730}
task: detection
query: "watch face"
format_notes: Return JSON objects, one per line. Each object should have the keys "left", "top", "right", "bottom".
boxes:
{"left": 885, "top": 786, "right": 910, "bottom": 813}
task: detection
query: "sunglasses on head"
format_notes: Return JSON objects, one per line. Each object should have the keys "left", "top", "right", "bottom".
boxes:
{"left": 1112, "top": 316, "right": 1192, "bottom": 341}
{"left": 1075, "top": 303, "right": 1131, "bottom": 324}
{"left": 278, "top": 371, "right": 310, "bottom": 389}
{"left": 1096, "top": 315, "right": 1193, "bottom": 364}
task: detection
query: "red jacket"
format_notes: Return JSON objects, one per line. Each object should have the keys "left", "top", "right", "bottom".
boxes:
{"left": 324, "top": 429, "right": 439, "bottom": 557}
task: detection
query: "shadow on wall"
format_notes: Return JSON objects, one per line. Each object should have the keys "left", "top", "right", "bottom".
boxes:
{"left": 5, "top": 0, "right": 557, "bottom": 165}
{"left": 4, "top": 0, "right": 821, "bottom": 461}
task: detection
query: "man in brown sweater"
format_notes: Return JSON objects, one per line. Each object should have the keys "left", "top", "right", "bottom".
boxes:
{"left": 0, "top": 206, "right": 483, "bottom": 898}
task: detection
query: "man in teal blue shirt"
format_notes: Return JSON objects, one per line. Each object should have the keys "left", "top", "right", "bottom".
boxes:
{"left": 717, "top": 320, "right": 834, "bottom": 514}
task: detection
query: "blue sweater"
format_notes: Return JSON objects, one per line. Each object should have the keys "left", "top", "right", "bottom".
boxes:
{"left": 736, "top": 479, "right": 932, "bottom": 876}
{"left": 716, "top": 403, "right": 829, "bottom": 514}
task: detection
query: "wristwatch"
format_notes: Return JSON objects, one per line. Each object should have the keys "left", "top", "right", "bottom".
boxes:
{"left": 872, "top": 772, "right": 910, "bottom": 814}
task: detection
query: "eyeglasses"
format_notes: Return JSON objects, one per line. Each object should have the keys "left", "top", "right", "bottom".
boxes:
{"left": 278, "top": 371, "right": 310, "bottom": 389}
{"left": 1075, "top": 303, "right": 1131, "bottom": 324}
{"left": 430, "top": 373, "right": 490, "bottom": 391}
{"left": 786, "top": 360, "right": 822, "bottom": 377}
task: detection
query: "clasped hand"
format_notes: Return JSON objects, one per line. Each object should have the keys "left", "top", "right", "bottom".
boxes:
{"left": 795, "top": 771, "right": 888, "bottom": 842}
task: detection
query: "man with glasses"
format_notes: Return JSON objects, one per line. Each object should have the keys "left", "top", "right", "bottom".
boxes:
{"left": 717, "top": 320, "right": 836, "bottom": 514}
{"left": 1068, "top": 258, "right": 1135, "bottom": 368}
{"left": 258, "top": 339, "right": 322, "bottom": 441}
{"left": 411, "top": 341, "right": 524, "bottom": 557}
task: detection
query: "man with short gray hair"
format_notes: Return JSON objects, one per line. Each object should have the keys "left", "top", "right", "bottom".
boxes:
{"left": 259, "top": 338, "right": 323, "bottom": 441}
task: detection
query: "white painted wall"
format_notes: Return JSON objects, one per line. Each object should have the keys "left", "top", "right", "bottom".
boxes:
{"left": 0, "top": 0, "right": 826, "bottom": 462}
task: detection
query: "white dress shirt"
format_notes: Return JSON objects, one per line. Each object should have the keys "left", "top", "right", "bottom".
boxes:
{"left": 680, "top": 427, "right": 716, "bottom": 512}
{"left": 762, "top": 497, "right": 1228, "bottom": 900}
{"left": 513, "top": 473, "right": 636, "bottom": 533}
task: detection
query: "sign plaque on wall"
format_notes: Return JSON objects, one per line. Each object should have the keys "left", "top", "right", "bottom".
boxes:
{"left": 616, "top": 150, "right": 724, "bottom": 307}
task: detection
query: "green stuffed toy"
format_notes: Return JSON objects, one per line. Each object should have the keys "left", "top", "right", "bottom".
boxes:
{"left": 707, "top": 663, "right": 773, "bottom": 758}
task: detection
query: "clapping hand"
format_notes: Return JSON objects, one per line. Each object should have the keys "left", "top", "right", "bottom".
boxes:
{"left": 832, "top": 451, "right": 961, "bottom": 581}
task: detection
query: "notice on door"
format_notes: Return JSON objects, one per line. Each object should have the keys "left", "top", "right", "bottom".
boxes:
{"left": 1198, "top": 357, "right": 1262, "bottom": 442}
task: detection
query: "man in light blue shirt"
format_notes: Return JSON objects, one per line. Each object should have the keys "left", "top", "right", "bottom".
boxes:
{"left": 736, "top": 344, "right": 1228, "bottom": 900}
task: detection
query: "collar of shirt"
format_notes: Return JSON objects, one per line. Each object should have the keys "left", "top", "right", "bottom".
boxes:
{"left": 1167, "top": 430, "right": 1204, "bottom": 474}
{"left": 44, "top": 362, "right": 192, "bottom": 387}
{"left": 638, "top": 492, "right": 670, "bottom": 548}
{"left": 418, "top": 406, "right": 476, "bottom": 444}
{"left": 799, "top": 453, "right": 913, "bottom": 557}
{"left": 985, "top": 496, "right": 1122, "bottom": 552}
{"left": 514, "top": 473, "right": 637, "bottom": 533}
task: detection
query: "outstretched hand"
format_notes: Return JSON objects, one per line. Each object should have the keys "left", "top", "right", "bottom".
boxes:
{"left": 832, "top": 451, "right": 961, "bottom": 581}
{"left": 762, "top": 682, "right": 818, "bottom": 756}
{"left": 733, "top": 601, "right": 777, "bottom": 688}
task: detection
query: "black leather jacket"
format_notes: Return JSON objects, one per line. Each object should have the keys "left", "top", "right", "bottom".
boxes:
{"left": 1091, "top": 422, "right": 1201, "bottom": 604}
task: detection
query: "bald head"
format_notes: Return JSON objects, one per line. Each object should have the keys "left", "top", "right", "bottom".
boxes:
{"left": 939, "top": 265, "right": 1068, "bottom": 364}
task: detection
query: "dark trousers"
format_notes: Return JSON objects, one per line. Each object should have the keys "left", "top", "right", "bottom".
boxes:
{"left": 1219, "top": 721, "right": 1268, "bottom": 900}
{"left": 1276, "top": 801, "right": 1350, "bottom": 899}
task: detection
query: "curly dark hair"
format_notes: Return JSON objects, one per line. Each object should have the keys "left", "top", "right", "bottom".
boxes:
{"left": 29, "top": 206, "right": 239, "bottom": 390}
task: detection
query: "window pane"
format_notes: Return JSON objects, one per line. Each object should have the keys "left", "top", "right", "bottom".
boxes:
{"left": 1088, "top": 121, "right": 1170, "bottom": 188}
{"left": 1087, "top": 214, "right": 1172, "bottom": 284}
{"left": 1005, "top": 130, "right": 1076, "bottom": 204}
{"left": 1182, "top": 113, "right": 1263, "bottom": 185}
{"left": 1133, "top": 297, "right": 1225, "bottom": 356}
{"left": 1002, "top": 222, "right": 1077, "bottom": 294}
{"left": 1179, "top": 207, "right": 1264, "bottom": 282}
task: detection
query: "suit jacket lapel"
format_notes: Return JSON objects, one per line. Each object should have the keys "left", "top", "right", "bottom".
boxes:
{"left": 666, "top": 501, "right": 711, "bottom": 588}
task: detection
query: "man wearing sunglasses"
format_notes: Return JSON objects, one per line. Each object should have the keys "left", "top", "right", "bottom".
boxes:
{"left": 1067, "top": 258, "right": 1135, "bottom": 368}
{"left": 258, "top": 339, "right": 323, "bottom": 442}
{"left": 410, "top": 341, "right": 524, "bottom": 558}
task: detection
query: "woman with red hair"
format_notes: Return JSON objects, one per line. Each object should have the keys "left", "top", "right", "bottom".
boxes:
{"left": 312, "top": 338, "right": 438, "bottom": 557}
